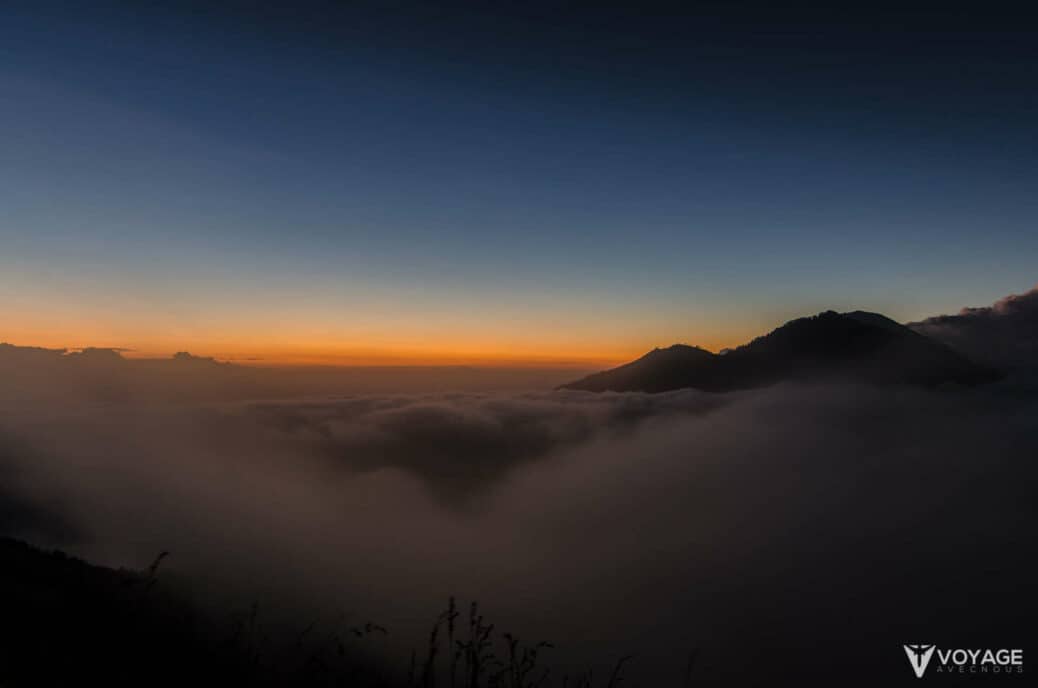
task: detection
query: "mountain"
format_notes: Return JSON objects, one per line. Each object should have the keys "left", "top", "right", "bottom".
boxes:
{"left": 561, "top": 310, "right": 1000, "bottom": 393}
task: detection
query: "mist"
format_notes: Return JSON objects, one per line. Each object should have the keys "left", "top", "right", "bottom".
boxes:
{"left": 2, "top": 352, "right": 1036, "bottom": 684}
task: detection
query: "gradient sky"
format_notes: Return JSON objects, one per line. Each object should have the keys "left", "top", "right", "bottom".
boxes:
{"left": 2, "top": 1, "right": 1036, "bottom": 365}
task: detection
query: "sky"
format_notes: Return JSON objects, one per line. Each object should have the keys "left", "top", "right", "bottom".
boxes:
{"left": 1, "top": 1, "right": 1036, "bottom": 366}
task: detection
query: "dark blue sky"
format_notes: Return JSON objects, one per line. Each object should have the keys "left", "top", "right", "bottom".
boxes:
{"left": 2, "top": 1, "right": 1036, "bottom": 362}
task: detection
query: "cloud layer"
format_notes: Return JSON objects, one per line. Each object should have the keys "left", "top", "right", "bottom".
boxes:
{"left": 910, "top": 285, "right": 1038, "bottom": 369}
{"left": 2, "top": 288, "right": 1037, "bottom": 684}
{"left": 245, "top": 390, "right": 728, "bottom": 498}
{"left": 2, "top": 376, "right": 1036, "bottom": 684}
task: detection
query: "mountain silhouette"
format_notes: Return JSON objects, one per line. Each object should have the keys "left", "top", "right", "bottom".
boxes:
{"left": 562, "top": 310, "right": 1000, "bottom": 393}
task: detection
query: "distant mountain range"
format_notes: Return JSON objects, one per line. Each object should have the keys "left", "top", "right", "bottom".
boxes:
{"left": 561, "top": 310, "right": 1000, "bottom": 393}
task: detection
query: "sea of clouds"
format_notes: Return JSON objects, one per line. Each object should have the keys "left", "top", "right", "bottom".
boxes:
{"left": 2, "top": 288, "right": 1037, "bottom": 683}
{"left": 2, "top": 374, "right": 1036, "bottom": 684}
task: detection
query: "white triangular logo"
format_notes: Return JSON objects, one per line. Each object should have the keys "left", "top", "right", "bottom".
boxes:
{"left": 904, "top": 644, "right": 936, "bottom": 678}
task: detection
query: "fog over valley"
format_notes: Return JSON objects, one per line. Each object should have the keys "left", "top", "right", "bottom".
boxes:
{"left": 3, "top": 289, "right": 1037, "bottom": 685}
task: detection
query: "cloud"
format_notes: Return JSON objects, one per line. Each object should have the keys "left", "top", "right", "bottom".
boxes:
{"left": 909, "top": 285, "right": 1038, "bottom": 369}
{"left": 0, "top": 436, "right": 80, "bottom": 543}
{"left": 4, "top": 284, "right": 1038, "bottom": 684}
{"left": 245, "top": 390, "right": 729, "bottom": 497}
{"left": 1, "top": 377, "right": 1036, "bottom": 684}
{"left": 0, "top": 342, "right": 593, "bottom": 405}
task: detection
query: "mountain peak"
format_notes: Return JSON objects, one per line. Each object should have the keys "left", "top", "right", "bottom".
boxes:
{"left": 562, "top": 310, "right": 999, "bottom": 393}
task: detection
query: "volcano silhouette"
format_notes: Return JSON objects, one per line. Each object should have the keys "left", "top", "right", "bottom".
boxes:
{"left": 561, "top": 310, "right": 999, "bottom": 393}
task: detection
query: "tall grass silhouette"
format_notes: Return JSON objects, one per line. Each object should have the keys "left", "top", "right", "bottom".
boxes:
{"left": 0, "top": 537, "right": 699, "bottom": 687}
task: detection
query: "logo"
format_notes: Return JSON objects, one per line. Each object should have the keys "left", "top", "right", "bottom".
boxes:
{"left": 905, "top": 645, "right": 937, "bottom": 678}
{"left": 902, "top": 644, "right": 1024, "bottom": 678}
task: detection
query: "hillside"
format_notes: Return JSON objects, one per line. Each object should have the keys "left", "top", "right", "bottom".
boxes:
{"left": 562, "top": 310, "right": 999, "bottom": 393}
{"left": 0, "top": 538, "right": 393, "bottom": 687}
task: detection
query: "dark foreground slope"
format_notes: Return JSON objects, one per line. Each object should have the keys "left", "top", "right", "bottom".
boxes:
{"left": 563, "top": 310, "right": 998, "bottom": 393}
{"left": 0, "top": 538, "right": 393, "bottom": 688}
{"left": 0, "top": 538, "right": 606, "bottom": 688}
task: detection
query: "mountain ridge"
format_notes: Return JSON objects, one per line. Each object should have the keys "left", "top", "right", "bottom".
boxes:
{"left": 561, "top": 310, "right": 1000, "bottom": 393}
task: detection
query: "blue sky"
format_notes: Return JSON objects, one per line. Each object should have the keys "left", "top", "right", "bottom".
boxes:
{"left": 2, "top": 2, "right": 1036, "bottom": 363}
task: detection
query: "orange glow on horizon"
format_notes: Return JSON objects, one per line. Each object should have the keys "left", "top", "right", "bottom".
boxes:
{"left": 2, "top": 304, "right": 759, "bottom": 369}
{"left": 1, "top": 331, "right": 750, "bottom": 369}
{"left": 2, "top": 278, "right": 765, "bottom": 370}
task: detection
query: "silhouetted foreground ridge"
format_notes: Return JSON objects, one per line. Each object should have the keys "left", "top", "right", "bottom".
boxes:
{"left": 0, "top": 537, "right": 396, "bottom": 687}
{"left": 0, "top": 538, "right": 634, "bottom": 687}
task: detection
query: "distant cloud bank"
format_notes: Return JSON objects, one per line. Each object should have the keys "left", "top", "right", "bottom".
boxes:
{"left": 909, "top": 285, "right": 1038, "bottom": 369}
